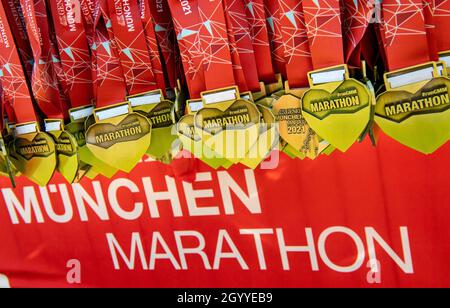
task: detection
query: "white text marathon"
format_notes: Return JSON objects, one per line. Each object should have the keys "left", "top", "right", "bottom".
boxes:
{"left": 1, "top": 169, "right": 413, "bottom": 273}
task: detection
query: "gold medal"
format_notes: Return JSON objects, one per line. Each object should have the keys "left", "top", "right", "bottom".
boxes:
{"left": 194, "top": 87, "right": 261, "bottom": 165}
{"left": 128, "top": 90, "right": 178, "bottom": 163}
{"left": 44, "top": 119, "right": 79, "bottom": 183}
{"left": 375, "top": 62, "right": 450, "bottom": 154}
{"left": 9, "top": 122, "right": 56, "bottom": 186}
{"left": 67, "top": 105, "right": 118, "bottom": 179}
{"left": 302, "top": 65, "right": 372, "bottom": 152}
{"left": 85, "top": 102, "right": 152, "bottom": 173}
{"left": 273, "top": 83, "right": 321, "bottom": 160}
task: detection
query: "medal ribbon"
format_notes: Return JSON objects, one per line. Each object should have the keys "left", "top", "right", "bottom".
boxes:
{"left": 278, "top": 0, "right": 313, "bottom": 88}
{"left": 105, "top": 0, "right": 158, "bottom": 96}
{"left": 223, "top": 8, "right": 249, "bottom": 92}
{"left": 1, "top": 77, "right": 17, "bottom": 126}
{"left": 79, "top": 0, "right": 98, "bottom": 100}
{"left": 49, "top": 33, "right": 70, "bottom": 102}
{"left": 1, "top": 90, "right": 17, "bottom": 126}
{"left": 92, "top": 0, "right": 128, "bottom": 107}
{"left": 197, "top": 0, "right": 235, "bottom": 90}
{"left": 359, "top": 23, "right": 378, "bottom": 70}
{"left": 302, "top": 0, "right": 344, "bottom": 69}
{"left": 2, "top": 0, "right": 33, "bottom": 79}
{"left": 243, "top": 0, "right": 276, "bottom": 84}
{"left": 264, "top": 0, "right": 287, "bottom": 80}
{"left": 341, "top": 0, "right": 375, "bottom": 66}
{"left": 80, "top": 0, "right": 96, "bottom": 46}
{"left": 20, "top": 0, "right": 68, "bottom": 119}
{"left": 379, "top": 0, "right": 430, "bottom": 71}
{"left": 20, "top": 0, "right": 67, "bottom": 119}
{"left": 0, "top": 1, "right": 37, "bottom": 124}
{"left": 148, "top": 0, "right": 177, "bottom": 89}
{"left": 167, "top": 0, "right": 206, "bottom": 98}
{"left": 138, "top": 0, "right": 166, "bottom": 93}
{"left": 223, "top": 0, "right": 260, "bottom": 92}
{"left": 48, "top": 0, "right": 94, "bottom": 109}
{"left": 423, "top": 0, "right": 450, "bottom": 60}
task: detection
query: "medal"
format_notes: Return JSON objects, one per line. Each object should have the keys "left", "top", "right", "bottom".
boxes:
{"left": 0, "top": 3, "right": 57, "bottom": 186}
{"left": 301, "top": 0, "right": 372, "bottom": 152}
{"left": 374, "top": 0, "right": 450, "bottom": 154}
{"left": 84, "top": 0, "right": 151, "bottom": 173}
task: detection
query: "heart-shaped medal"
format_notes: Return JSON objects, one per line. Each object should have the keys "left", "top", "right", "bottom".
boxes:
{"left": 273, "top": 93, "right": 321, "bottom": 158}
{"left": 45, "top": 119, "right": 79, "bottom": 183}
{"left": 128, "top": 90, "right": 178, "bottom": 163}
{"left": 135, "top": 100, "right": 178, "bottom": 161}
{"left": 375, "top": 77, "right": 450, "bottom": 154}
{"left": 178, "top": 115, "right": 232, "bottom": 169}
{"left": 302, "top": 79, "right": 371, "bottom": 152}
{"left": 10, "top": 131, "right": 56, "bottom": 186}
{"left": 194, "top": 99, "right": 261, "bottom": 164}
{"left": 50, "top": 130, "right": 79, "bottom": 183}
{"left": 240, "top": 104, "right": 279, "bottom": 169}
{"left": 85, "top": 110, "right": 151, "bottom": 173}
{"left": 66, "top": 119, "right": 118, "bottom": 179}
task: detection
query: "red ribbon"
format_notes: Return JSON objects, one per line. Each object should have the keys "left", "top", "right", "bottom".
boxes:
{"left": 278, "top": 0, "right": 313, "bottom": 88}
{"left": 92, "top": 0, "right": 127, "bottom": 107}
{"left": 0, "top": 1, "right": 37, "bottom": 123}
{"left": 138, "top": 0, "right": 167, "bottom": 94}
{"left": 264, "top": 0, "right": 287, "bottom": 80}
{"left": 167, "top": 0, "right": 206, "bottom": 98}
{"left": 223, "top": 6, "right": 249, "bottom": 93}
{"left": 1, "top": 0, "right": 33, "bottom": 80}
{"left": 148, "top": 0, "right": 178, "bottom": 90}
{"left": 80, "top": 0, "right": 96, "bottom": 46}
{"left": 379, "top": 0, "right": 430, "bottom": 71}
{"left": 79, "top": 0, "right": 98, "bottom": 100}
{"left": 302, "top": 0, "right": 344, "bottom": 69}
{"left": 223, "top": 0, "right": 260, "bottom": 92}
{"left": 21, "top": 0, "right": 68, "bottom": 119}
{"left": 105, "top": 0, "right": 157, "bottom": 96}
{"left": 197, "top": 0, "right": 235, "bottom": 91}
{"left": 423, "top": 0, "right": 450, "bottom": 60}
{"left": 48, "top": 0, "right": 94, "bottom": 109}
{"left": 341, "top": 0, "right": 375, "bottom": 67}
{"left": 243, "top": 0, "right": 276, "bottom": 84}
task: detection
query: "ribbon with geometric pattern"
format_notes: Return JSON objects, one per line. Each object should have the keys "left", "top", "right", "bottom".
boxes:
{"left": 1, "top": 0, "right": 33, "bottom": 80}
{"left": 148, "top": 0, "right": 178, "bottom": 90}
{"left": 105, "top": 0, "right": 158, "bottom": 96}
{"left": 0, "top": 1, "right": 37, "bottom": 124}
{"left": 138, "top": 0, "right": 167, "bottom": 94}
{"left": 379, "top": 0, "right": 430, "bottom": 71}
{"left": 48, "top": 0, "right": 94, "bottom": 109}
{"left": 222, "top": 5, "right": 249, "bottom": 93}
{"left": 264, "top": 0, "right": 287, "bottom": 80}
{"left": 243, "top": 0, "right": 277, "bottom": 84}
{"left": 79, "top": 0, "right": 98, "bottom": 101}
{"left": 167, "top": 0, "right": 207, "bottom": 98}
{"left": 302, "top": 0, "right": 344, "bottom": 69}
{"left": 92, "top": 0, "right": 128, "bottom": 107}
{"left": 223, "top": 0, "right": 260, "bottom": 92}
{"left": 341, "top": 0, "right": 375, "bottom": 67}
{"left": 423, "top": 0, "right": 450, "bottom": 60}
{"left": 20, "top": 0, "right": 68, "bottom": 120}
{"left": 223, "top": 11, "right": 250, "bottom": 93}
{"left": 277, "top": 0, "right": 313, "bottom": 88}
{"left": 197, "top": 0, "right": 235, "bottom": 90}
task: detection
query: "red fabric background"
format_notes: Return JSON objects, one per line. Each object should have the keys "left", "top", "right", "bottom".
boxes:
{"left": 0, "top": 133, "right": 449, "bottom": 288}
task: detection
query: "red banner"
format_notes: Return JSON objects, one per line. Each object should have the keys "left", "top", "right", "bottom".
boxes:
{"left": 0, "top": 133, "right": 449, "bottom": 288}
